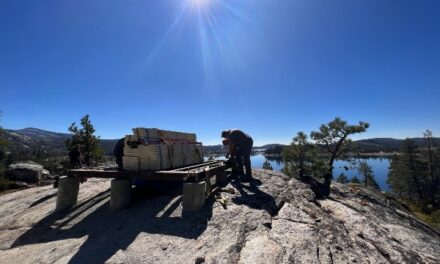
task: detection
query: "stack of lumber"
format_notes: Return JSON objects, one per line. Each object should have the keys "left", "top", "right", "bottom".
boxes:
{"left": 122, "top": 128, "right": 204, "bottom": 171}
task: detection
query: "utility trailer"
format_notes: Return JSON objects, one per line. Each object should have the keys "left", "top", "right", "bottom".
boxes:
{"left": 55, "top": 160, "right": 230, "bottom": 212}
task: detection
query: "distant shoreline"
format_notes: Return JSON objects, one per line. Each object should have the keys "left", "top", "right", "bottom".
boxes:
{"left": 205, "top": 152, "right": 398, "bottom": 159}
{"left": 263, "top": 152, "right": 398, "bottom": 159}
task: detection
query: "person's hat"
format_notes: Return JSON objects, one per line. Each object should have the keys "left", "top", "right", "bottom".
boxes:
{"left": 221, "top": 130, "right": 230, "bottom": 138}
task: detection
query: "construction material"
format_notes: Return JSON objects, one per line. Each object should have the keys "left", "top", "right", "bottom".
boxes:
{"left": 56, "top": 176, "right": 79, "bottom": 212}
{"left": 123, "top": 128, "right": 204, "bottom": 171}
{"left": 110, "top": 179, "right": 132, "bottom": 210}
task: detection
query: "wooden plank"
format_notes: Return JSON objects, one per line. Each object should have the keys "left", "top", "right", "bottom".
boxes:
{"left": 68, "top": 169, "right": 190, "bottom": 181}
{"left": 68, "top": 161, "right": 229, "bottom": 182}
{"left": 173, "top": 160, "right": 222, "bottom": 171}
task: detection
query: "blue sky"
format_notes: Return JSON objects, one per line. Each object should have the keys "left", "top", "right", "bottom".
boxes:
{"left": 0, "top": 0, "right": 439, "bottom": 145}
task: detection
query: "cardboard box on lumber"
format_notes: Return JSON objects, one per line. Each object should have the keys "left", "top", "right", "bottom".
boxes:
{"left": 132, "top": 128, "right": 196, "bottom": 142}
{"left": 122, "top": 128, "right": 203, "bottom": 171}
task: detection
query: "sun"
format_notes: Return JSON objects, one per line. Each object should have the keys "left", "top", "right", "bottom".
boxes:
{"left": 190, "top": 0, "right": 211, "bottom": 8}
{"left": 193, "top": 0, "right": 209, "bottom": 5}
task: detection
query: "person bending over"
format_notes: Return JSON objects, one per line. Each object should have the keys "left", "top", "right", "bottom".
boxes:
{"left": 221, "top": 129, "right": 253, "bottom": 181}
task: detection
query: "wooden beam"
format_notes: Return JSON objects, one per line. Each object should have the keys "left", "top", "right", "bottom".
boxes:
{"left": 67, "top": 161, "right": 229, "bottom": 182}
{"left": 173, "top": 160, "right": 222, "bottom": 171}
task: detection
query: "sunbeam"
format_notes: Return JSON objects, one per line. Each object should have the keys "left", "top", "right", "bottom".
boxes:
{"left": 143, "top": 0, "right": 251, "bottom": 77}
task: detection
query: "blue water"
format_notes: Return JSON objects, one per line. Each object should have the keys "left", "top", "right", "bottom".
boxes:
{"left": 234, "top": 154, "right": 391, "bottom": 191}
{"left": 333, "top": 158, "right": 390, "bottom": 191}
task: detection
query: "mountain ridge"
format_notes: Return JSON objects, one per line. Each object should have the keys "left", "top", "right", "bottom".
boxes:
{"left": 2, "top": 127, "right": 439, "bottom": 157}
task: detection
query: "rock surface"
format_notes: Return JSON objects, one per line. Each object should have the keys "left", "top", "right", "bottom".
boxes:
{"left": 5, "top": 161, "right": 50, "bottom": 183}
{"left": 0, "top": 169, "right": 439, "bottom": 264}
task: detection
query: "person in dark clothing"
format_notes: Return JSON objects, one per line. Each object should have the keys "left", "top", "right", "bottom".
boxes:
{"left": 69, "top": 144, "right": 82, "bottom": 169}
{"left": 113, "top": 138, "right": 125, "bottom": 170}
{"left": 222, "top": 129, "right": 253, "bottom": 181}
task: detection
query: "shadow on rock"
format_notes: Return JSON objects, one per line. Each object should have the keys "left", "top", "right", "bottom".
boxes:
{"left": 29, "top": 192, "right": 58, "bottom": 208}
{"left": 231, "top": 180, "right": 278, "bottom": 216}
{"left": 12, "top": 186, "right": 214, "bottom": 264}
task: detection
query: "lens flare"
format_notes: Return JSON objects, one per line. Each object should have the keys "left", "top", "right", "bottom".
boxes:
{"left": 144, "top": 0, "right": 251, "bottom": 80}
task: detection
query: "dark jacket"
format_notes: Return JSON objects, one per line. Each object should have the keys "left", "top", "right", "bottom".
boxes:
{"left": 226, "top": 129, "right": 253, "bottom": 148}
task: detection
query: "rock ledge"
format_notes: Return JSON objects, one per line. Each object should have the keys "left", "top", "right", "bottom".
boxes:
{"left": 0, "top": 169, "right": 438, "bottom": 264}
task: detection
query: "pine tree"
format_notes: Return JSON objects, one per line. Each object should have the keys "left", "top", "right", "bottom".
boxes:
{"left": 336, "top": 173, "right": 349, "bottom": 184}
{"left": 282, "top": 132, "right": 321, "bottom": 180}
{"left": 388, "top": 155, "right": 408, "bottom": 198}
{"left": 311, "top": 118, "right": 369, "bottom": 196}
{"left": 357, "top": 161, "right": 380, "bottom": 189}
{"left": 387, "top": 139, "right": 429, "bottom": 211}
{"left": 423, "top": 130, "right": 439, "bottom": 208}
{"left": 0, "top": 111, "right": 8, "bottom": 176}
{"left": 65, "top": 115, "right": 103, "bottom": 166}
{"left": 262, "top": 160, "right": 273, "bottom": 170}
{"left": 350, "top": 176, "right": 360, "bottom": 184}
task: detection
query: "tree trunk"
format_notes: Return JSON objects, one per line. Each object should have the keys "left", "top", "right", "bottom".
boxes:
{"left": 407, "top": 145, "right": 428, "bottom": 212}
{"left": 427, "top": 138, "right": 436, "bottom": 208}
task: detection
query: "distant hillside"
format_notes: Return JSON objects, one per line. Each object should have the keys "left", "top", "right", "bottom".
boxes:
{"left": 355, "top": 137, "right": 440, "bottom": 152}
{"left": 2, "top": 128, "right": 439, "bottom": 159}
{"left": 4, "top": 128, "right": 71, "bottom": 157}
{"left": 203, "top": 144, "right": 224, "bottom": 154}
{"left": 259, "top": 139, "right": 440, "bottom": 155}
{"left": 3, "top": 128, "right": 119, "bottom": 157}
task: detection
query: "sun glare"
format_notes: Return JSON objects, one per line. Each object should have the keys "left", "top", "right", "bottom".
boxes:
{"left": 146, "top": 0, "right": 247, "bottom": 75}
{"left": 192, "top": 0, "right": 210, "bottom": 7}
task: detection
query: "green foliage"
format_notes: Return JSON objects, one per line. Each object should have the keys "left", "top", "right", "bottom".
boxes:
{"left": 65, "top": 115, "right": 103, "bottom": 166}
{"left": 310, "top": 117, "right": 369, "bottom": 194}
{"left": 262, "top": 160, "right": 273, "bottom": 170}
{"left": 350, "top": 176, "right": 361, "bottom": 184}
{"left": 422, "top": 130, "right": 440, "bottom": 208}
{"left": 282, "top": 118, "right": 369, "bottom": 197}
{"left": 387, "top": 136, "right": 440, "bottom": 212}
{"left": 400, "top": 199, "right": 440, "bottom": 232}
{"left": 357, "top": 161, "right": 380, "bottom": 189}
{"left": 282, "top": 132, "right": 324, "bottom": 180}
{"left": 336, "top": 173, "right": 349, "bottom": 184}
{"left": 264, "top": 145, "right": 284, "bottom": 155}
{"left": 0, "top": 111, "right": 8, "bottom": 177}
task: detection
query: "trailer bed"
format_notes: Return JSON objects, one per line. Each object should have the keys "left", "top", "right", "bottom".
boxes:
{"left": 68, "top": 160, "right": 228, "bottom": 182}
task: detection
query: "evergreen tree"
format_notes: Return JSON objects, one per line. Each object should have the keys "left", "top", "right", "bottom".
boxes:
{"left": 423, "top": 130, "right": 439, "bottom": 208}
{"left": 387, "top": 154, "right": 411, "bottom": 198}
{"left": 65, "top": 115, "right": 103, "bottom": 166}
{"left": 282, "top": 132, "right": 322, "bottom": 180}
{"left": 0, "top": 111, "right": 8, "bottom": 176}
{"left": 357, "top": 161, "right": 380, "bottom": 189}
{"left": 264, "top": 145, "right": 284, "bottom": 155}
{"left": 336, "top": 173, "right": 349, "bottom": 184}
{"left": 387, "top": 139, "right": 429, "bottom": 211}
{"left": 262, "top": 160, "right": 273, "bottom": 170}
{"left": 350, "top": 176, "right": 360, "bottom": 184}
{"left": 311, "top": 118, "right": 369, "bottom": 196}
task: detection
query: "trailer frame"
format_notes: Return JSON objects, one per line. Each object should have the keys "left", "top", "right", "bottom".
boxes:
{"left": 56, "top": 160, "right": 230, "bottom": 212}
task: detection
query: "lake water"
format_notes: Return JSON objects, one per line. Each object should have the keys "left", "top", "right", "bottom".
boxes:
{"left": 211, "top": 154, "right": 391, "bottom": 191}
